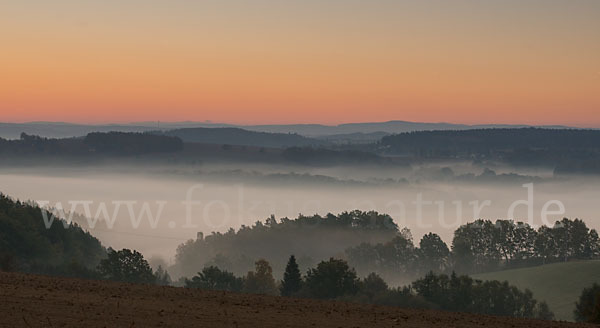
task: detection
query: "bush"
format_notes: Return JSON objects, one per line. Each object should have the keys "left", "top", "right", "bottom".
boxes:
{"left": 574, "top": 283, "right": 600, "bottom": 323}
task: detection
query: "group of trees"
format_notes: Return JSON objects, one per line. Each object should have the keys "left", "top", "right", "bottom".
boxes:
{"left": 173, "top": 210, "right": 399, "bottom": 278}
{"left": 377, "top": 128, "right": 600, "bottom": 174}
{"left": 0, "top": 133, "right": 88, "bottom": 157}
{"left": 346, "top": 218, "right": 600, "bottom": 282}
{"left": 0, "top": 132, "right": 183, "bottom": 158}
{"left": 378, "top": 128, "right": 600, "bottom": 167}
{"left": 412, "top": 272, "right": 554, "bottom": 319}
{"left": 184, "top": 259, "right": 278, "bottom": 295}
{"left": 346, "top": 230, "right": 446, "bottom": 284}
{"left": 281, "top": 147, "right": 385, "bottom": 165}
{"left": 452, "top": 218, "right": 599, "bottom": 272}
{"left": 184, "top": 255, "right": 553, "bottom": 320}
{"left": 84, "top": 132, "right": 183, "bottom": 155}
{"left": 0, "top": 193, "right": 171, "bottom": 285}
{"left": 0, "top": 193, "right": 105, "bottom": 277}
{"left": 56, "top": 247, "right": 173, "bottom": 285}
{"left": 174, "top": 211, "right": 599, "bottom": 286}
{"left": 161, "top": 127, "right": 322, "bottom": 149}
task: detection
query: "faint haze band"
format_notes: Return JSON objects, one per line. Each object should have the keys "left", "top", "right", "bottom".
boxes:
{"left": 37, "top": 182, "right": 566, "bottom": 231}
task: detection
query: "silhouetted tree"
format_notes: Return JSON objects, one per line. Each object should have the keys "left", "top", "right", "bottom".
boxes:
{"left": 574, "top": 283, "right": 600, "bottom": 323}
{"left": 97, "top": 248, "right": 155, "bottom": 284}
{"left": 357, "top": 272, "right": 389, "bottom": 301}
{"left": 185, "top": 266, "right": 243, "bottom": 292}
{"left": 346, "top": 229, "right": 416, "bottom": 283}
{"left": 154, "top": 265, "right": 172, "bottom": 286}
{"left": 244, "top": 259, "right": 278, "bottom": 295}
{"left": 417, "top": 233, "right": 449, "bottom": 274}
{"left": 304, "top": 258, "right": 359, "bottom": 299}
{"left": 452, "top": 220, "right": 502, "bottom": 273}
{"left": 534, "top": 301, "right": 555, "bottom": 321}
{"left": 280, "top": 255, "right": 302, "bottom": 296}
{"left": 494, "top": 220, "right": 537, "bottom": 264}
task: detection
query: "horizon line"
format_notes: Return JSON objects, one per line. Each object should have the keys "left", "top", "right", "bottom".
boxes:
{"left": 0, "top": 119, "right": 595, "bottom": 129}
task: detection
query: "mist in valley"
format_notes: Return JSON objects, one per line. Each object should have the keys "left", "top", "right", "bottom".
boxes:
{"left": 2, "top": 161, "right": 598, "bottom": 280}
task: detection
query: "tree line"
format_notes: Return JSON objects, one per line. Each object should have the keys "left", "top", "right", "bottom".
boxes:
{"left": 183, "top": 255, "right": 554, "bottom": 320}
{"left": 0, "top": 132, "right": 183, "bottom": 158}
{"left": 172, "top": 210, "right": 399, "bottom": 278}
{"left": 173, "top": 211, "right": 600, "bottom": 283}
{"left": 378, "top": 128, "right": 600, "bottom": 173}
{"left": 347, "top": 218, "right": 600, "bottom": 283}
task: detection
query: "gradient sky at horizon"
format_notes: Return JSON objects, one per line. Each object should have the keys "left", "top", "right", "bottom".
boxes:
{"left": 1, "top": 0, "right": 599, "bottom": 126}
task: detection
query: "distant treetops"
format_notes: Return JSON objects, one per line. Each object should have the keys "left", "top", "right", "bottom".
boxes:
{"left": 0, "top": 132, "right": 183, "bottom": 157}
{"left": 173, "top": 210, "right": 600, "bottom": 282}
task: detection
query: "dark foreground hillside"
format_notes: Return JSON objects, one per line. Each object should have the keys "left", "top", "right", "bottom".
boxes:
{"left": 0, "top": 272, "right": 591, "bottom": 328}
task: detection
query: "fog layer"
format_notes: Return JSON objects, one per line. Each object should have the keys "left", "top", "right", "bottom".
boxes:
{"left": 1, "top": 163, "right": 598, "bottom": 264}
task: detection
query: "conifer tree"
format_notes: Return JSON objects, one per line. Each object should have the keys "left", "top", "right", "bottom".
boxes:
{"left": 280, "top": 255, "right": 302, "bottom": 296}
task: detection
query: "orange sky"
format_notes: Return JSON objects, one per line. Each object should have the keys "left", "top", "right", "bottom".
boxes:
{"left": 1, "top": 1, "right": 599, "bottom": 126}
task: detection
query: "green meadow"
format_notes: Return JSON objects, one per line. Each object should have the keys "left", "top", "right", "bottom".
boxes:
{"left": 474, "top": 261, "right": 600, "bottom": 321}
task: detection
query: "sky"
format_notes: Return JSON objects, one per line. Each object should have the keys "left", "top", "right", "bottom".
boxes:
{"left": 1, "top": 0, "right": 599, "bottom": 126}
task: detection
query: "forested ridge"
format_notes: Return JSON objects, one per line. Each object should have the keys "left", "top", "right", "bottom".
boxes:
{"left": 173, "top": 211, "right": 600, "bottom": 283}
{"left": 173, "top": 211, "right": 399, "bottom": 278}
{"left": 379, "top": 128, "right": 600, "bottom": 173}
{"left": 3, "top": 128, "right": 600, "bottom": 173}
{"left": 0, "top": 193, "right": 106, "bottom": 276}
{"left": 380, "top": 128, "right": 600, "bottom": 154}
{"left": 160, "top": 127, "right": 324, "bottom": 148}
{"left": 0, "top": 132, "right": 183, "bottom": 157}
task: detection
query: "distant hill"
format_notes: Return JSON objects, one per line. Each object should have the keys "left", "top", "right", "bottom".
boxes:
{"left": 473, "top": 261, "right": 600, "bottom": 321}
{"left": 160, "top": 127, "right": 325, "bottom": 148}
{"left": 378, "top": 128, "right": 600, "bottom": 171}
{"left": 0, "top": 122, "right": 157, "bottom": 139}
{"left": 0, "top": 121, "right": 580, "bottom": 139}
{"left": 238, "top": 121, "right": 575, "bottom": 137}
{"left": 0, "top": 132, "right": 389, "bottom": 167}
{"left": 316, "top": 132, "right": 390, "bottom": 144}
{"left": 0, "top": 132, "right": 183, "bottom": 158}
{"left": 380, "top": 128, "right": 600, "bottom": 152}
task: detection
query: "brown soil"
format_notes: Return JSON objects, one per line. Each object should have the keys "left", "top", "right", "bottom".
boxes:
{"left": 0, "top": 272, "right": 593, "bottom": 328}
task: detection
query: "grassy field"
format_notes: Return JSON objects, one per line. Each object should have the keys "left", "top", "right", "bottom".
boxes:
{"left": 473, "top": 260, "right": 600, "bottom": 321}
